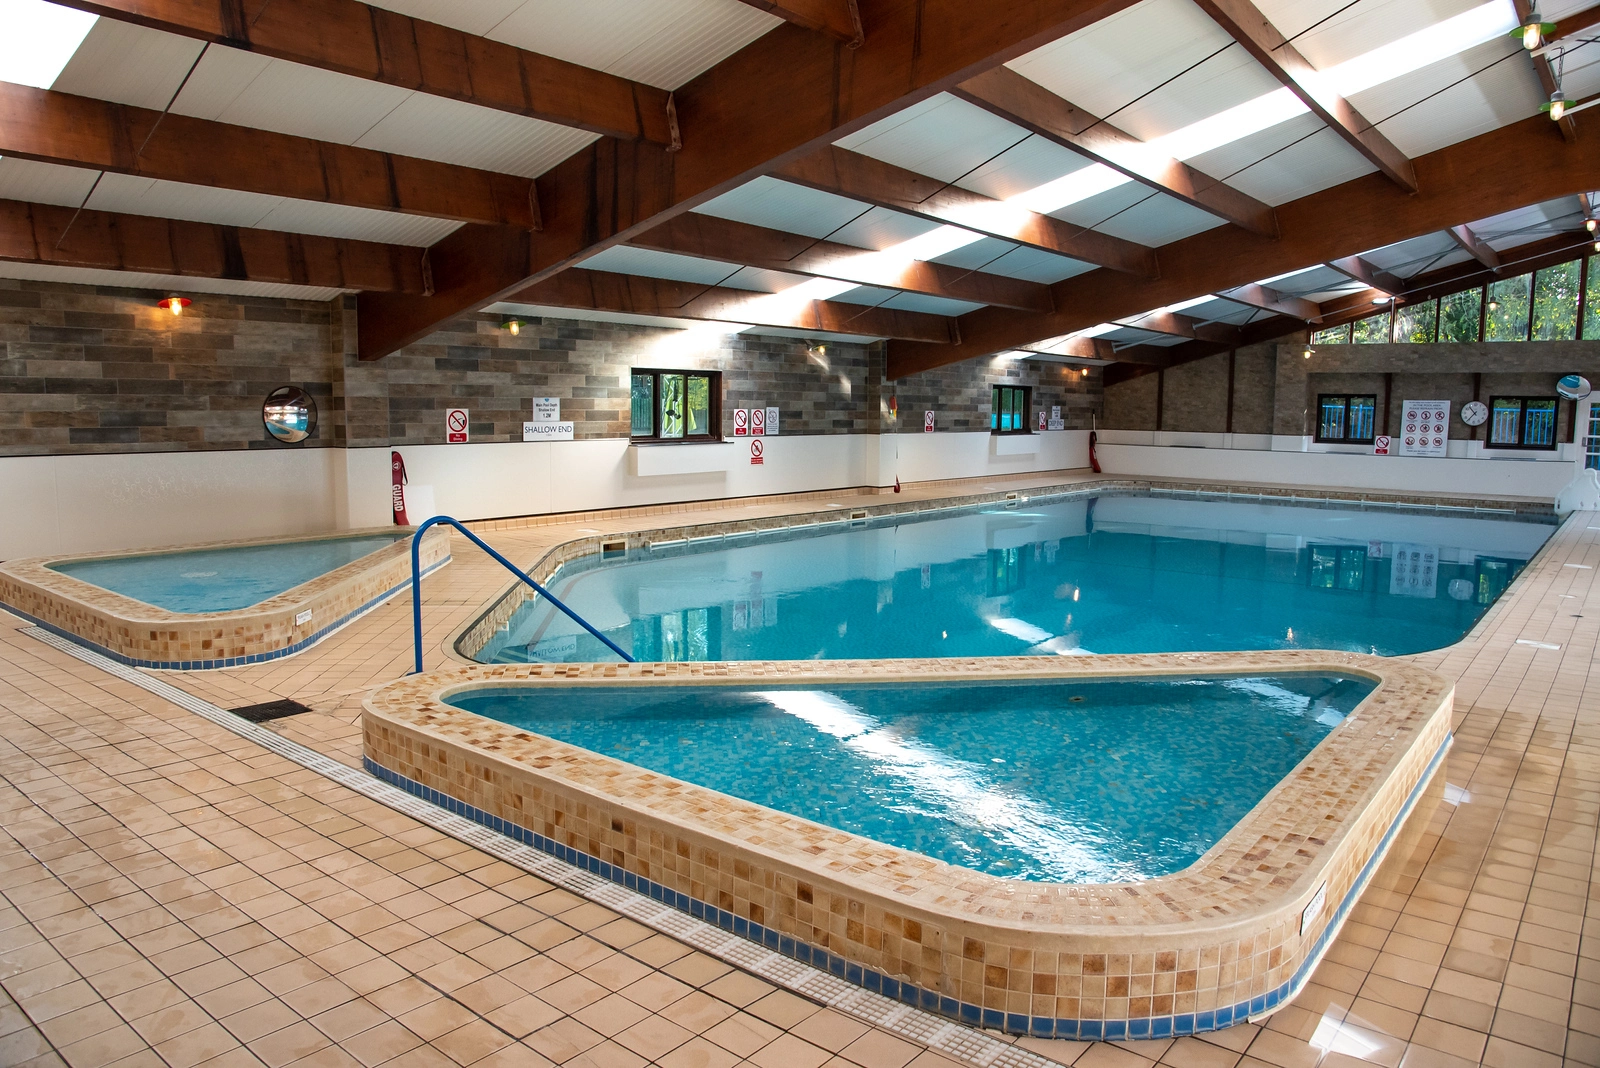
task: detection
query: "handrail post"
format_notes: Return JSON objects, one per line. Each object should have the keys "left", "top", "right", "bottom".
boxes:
{"left": 409, "top": 515, "right": 634, "bottom": 674}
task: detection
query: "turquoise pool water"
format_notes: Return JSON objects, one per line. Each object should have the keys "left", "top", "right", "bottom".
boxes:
{"left": 50, "top": 533, "right": 408, "bottom": 613}
{"left": 474, "top": 491, "right": 1554, "bottom": 664}
{"left": 451, "top": 673, "right": 1377, "bottom": 882}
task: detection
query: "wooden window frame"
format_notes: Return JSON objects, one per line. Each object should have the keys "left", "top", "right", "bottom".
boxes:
{"left": 629, "top": 369, "right": 723, "bottom": 443}
{"left": 991, "top": 385, "right": 1033, "bottom": 435}
{"left": 1485, "top": 395, "right": 1559, "bottom": 450}
{"left": 1314, "top": 394, "right": 1379, "bottom": 444}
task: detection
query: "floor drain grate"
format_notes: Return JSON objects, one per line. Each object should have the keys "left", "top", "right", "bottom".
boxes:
{"left": 229, "top": 698, "right": 313, "bottom": 723}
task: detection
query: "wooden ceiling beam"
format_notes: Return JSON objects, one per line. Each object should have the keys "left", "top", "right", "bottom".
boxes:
{"left": 1447, "top": 223, "right": 1501, "bottom": 269}
{"left": 355, "top": 0, "right": 1151, "bottom": 359}
{"left": 51, "top": 0, "right": 675, "bottom": 143}
{"left": 628, "top": 213, "right": 1055, "bottom": 311}
{"left": 950, "top": 66, "right": 1277, "bottom": 237}
{"left": 776, "top": 145, "right": 1158, "bottom": 276}
{"left": 1553, "top": 3, "right": 1600, "bottom": 41}
{"left": 884, "top": 113, "right": 1600, "bottom": 378}
{"left": 507, "top": 268, "right": 959, "bottom": 342}
{"left": 0, "top": 83, "right": 538, "bottom": 228}
{"left": 0, "top": 197, "right": 426, "bottom": 292}
{"left": 1191, "top": 0, "right": 1417, "bottom": 192}
{"left": 732, "top": 0, "right": 861, "bottom": 44}
{"left": 1326, "top": 255, "right": 1404, "bottom": 294}
{"left": 1218, "top": 282, "right": 1321, "bottom": 321}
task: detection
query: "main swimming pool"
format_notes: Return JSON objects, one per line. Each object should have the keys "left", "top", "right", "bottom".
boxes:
{"left": 451, "top": 672, "right": 1377, "bottom": 883}
{"left": 471, "top": 491, "right": 1555, "bottom": 664}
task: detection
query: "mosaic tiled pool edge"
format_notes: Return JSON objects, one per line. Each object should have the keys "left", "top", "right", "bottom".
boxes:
{"left": 449, "top": 478, "right": 1557, "bottom": 665}
{"left": 0, "top": 527, "right": 450, "bottom": 669}
{"left": 363, "top": 651, "right": 1454, "bottom": 1035}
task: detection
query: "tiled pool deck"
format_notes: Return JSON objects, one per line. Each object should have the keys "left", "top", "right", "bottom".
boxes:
{"left": 0, "top": 468, "right": 1593, "bottom": 1068}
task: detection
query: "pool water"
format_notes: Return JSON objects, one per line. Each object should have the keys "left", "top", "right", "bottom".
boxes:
{"left": 51, "top": 533, "right": 409, "bottom": 613}
{"left": 451, "top": 673, "right": 1377, "bottom": 882}
{"left": 474, "top": 492, "right": 1553, "bottom": 664}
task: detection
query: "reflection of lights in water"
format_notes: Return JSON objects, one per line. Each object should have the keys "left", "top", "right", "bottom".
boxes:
{"left": 1310, "top": 1012, "right": 1383, "bottom": 1058}
{"left": 181, "top": 571, "right": 218, "bottom": 579}
{"left": 988, "top": 617, "right": 1053, "bottom": 644}
{"left": 1286, "top": 627, "right": 1294, "bottom": 642}
{"left": 754, "top": 690, "right": 1125, "bottom": 879}
{"left": 1073, "top": 588, "right": 1080, "bottom": 602}
{"left": 1444, "top": 783, "right": 1471, "bottom": 806}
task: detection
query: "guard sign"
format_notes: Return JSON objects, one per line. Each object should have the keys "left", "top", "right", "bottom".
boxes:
{"left": 750, "top": 439, "right": 764, "bottom": 465}
{"left": 446, "top": 408, "right": 469, "bottom": 443}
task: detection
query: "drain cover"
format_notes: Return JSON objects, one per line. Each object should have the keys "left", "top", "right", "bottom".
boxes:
{"left": 229, "top": 699, "right": 312, "bottom": 723}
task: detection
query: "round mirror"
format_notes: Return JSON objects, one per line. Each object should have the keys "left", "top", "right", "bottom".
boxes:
{"left": 1558, "top": 374, "right": 1591, "bottom": 400}
{"left": 262, "top": 386, "right": 317, "bottom": 443}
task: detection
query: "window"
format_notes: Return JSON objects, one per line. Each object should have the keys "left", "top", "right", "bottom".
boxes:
{"left": 1392, "top": 300, "right": 1437, "bottom": 343}
{"left": 1487, "top": 396, "right": 1559, "bottom": 449}
{"left": 1310, "top": 545, "right": 1367, "bottom": 591}
{"left": 1351, "top": 312, "right": 1390, "bottom": 343}
{"left": 991, "top": 385, "right": 1030, "bottom": 434}
{"left": 1485, "top": 274, "right": 1532, "bottom": 342}
{"left": 1316, "top": 394, "right": 1378, "bottom": 443}
{"left": 630, "top": 369, "right": 719, "bottom": 442}
{"left": 1438, "top": 288, "right": 1482, "bottom": 342}
{"left": 1532, "top": 261, "right": 1579, "bottom": 340}
{"left": 1310, "top": 323, "right": 1351, "bottom": 345}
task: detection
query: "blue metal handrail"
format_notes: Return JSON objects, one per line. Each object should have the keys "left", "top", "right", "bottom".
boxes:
{"left": 409, "top": 515, "right": 634, "bottom": 673}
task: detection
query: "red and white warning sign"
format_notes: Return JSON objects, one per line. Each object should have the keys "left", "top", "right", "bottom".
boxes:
{"left": 733, "top": 409, "right": 748, "bottom": 436}
{"left": 750, "top": 438, "right": 764, "bottom": 465}
{"left": 446, "top": 408, "right": 469, "bottom": 443}
{"left": 1373, "top": 434, "right": 1390, "bottom": 455}
{"left": 924, "top": 410, "right": 935, "bottom": 433}
{"left": 1037, "top": 409, "right": 1047, "bottom": 432}
{"left": 750, "top": 407, "right": 765, "bottom": 435}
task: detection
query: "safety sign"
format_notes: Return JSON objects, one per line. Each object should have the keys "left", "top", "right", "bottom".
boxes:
{"left": 750, "top": 438, "right": 764, "bottom": 465}
{"left": 446, "top": 408, "right": 468, "bottom": 443}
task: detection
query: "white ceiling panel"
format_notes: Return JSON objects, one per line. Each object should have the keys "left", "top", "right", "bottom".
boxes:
{"left": 836, "top": 94, "right": 1032, "bottom": 184}
{"left": 694, "top": 177, "right": 872, "bottom": 238}
{"left": 362, "top": 0, "right": 525, "bottom": 36}
{"left": 1188, "top": 297, "right": 1262, "bottom": 325}
{"left": 78, "top": 172, "right": 461, "bottom": 245}
{"left": 1007, "top": 0, "right": 1238, "bottom": 126}
{"left": 583, "top": 246, "right": 745, "bottom": 286}
{"left": 724, "top": 266, "right": 813, "bottom": 292}
{"left": 1366, "top": 232, "right": 1464, "bottom": 274}
{"left": 1195, "top": 125, "right": 1374, "bottom": 206}
{"left": 1056, "top": 189, "right": 1224, "bottom": 246}
{"left": 827, "top": 208, "right": 942, "bottom": 251}
{"left": 1106, "top": 50, "right": 1284, "bottom": 144}
{"left": 1373, "top": 58, "right": 1543, "bottom": 159}
{"left": 0, "top": 157, "right": 101, "bottom": 208}
{"left": 955, "top": 136, "right": 1096, "bottom": 202}
{"left": 0, "top": 260, "right": 345, "bottom": 300}
{"left": 51, "top": 18, "right": 204, "bottom": 110}
{"left": 482, "top": 0, "right": 780, "bottom": 89}
{"left": 1473, "top": 198, "right": 1584, "bottom": 239}
{"left": 934, "top": 241, "right": 1094, "bottom": 284}
{"left": 353, "top": 92, "right": 599, "bottom": 178}
{"left": 488, "top": 301, "right": 708, "bottom": 332}
{"left": 174, "top": 47, "right": 389, "bottom": 142}
{"left": 1262, "top": 0, "right": 1492, "bottom": 71}
{"left": 829, "top": 288, "right": 981, "bottom": 316}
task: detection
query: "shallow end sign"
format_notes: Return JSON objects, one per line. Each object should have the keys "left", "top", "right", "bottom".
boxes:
{"left": 523, "top": 421, "right": 574, "bottom": 441}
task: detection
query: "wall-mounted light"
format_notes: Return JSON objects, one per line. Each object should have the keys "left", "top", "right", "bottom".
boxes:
{"left": 1514, "top": 10, "right": 1556, "bottom": 50}
{"left": 1080, "top": 367, "right": 1089, "bottom": 377}
{"left": 501, "top": 316, "right": 526, "bottom": 336}
{"left": 1372, "top": 294, "right": 1391, "bottom": 304}
{"left": 157, "top": 296, "right": 191, "bottom": 317}
{"left": 1303, "top": 347, "right": 1314, "bottom": 359}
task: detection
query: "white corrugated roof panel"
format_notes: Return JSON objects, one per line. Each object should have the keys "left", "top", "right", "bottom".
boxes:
{"left": 1006, "top": 0, "right": 1238, "bottom": 126}
{"left": 829, "top": 288, "right": 982, "bottom": 316}
{"left": 1192, "top": 124, "right": 1374, "bottom": 206}
{"left": 1347, "top": 37, "right": 1536, "bottom": 156}
{"left": 1051, "top": 188, "right": 1224, "bottom": 246}
{"left": 694, "top": 177, "right": 873, "bottom": 239}
{"left": 51, "top": 17, "right": 204, "bottom": 110}
{"left": 353, "top": 92, "right": 600, "bottom": 177}
{"left": 583, "top": 246, "right": 745, "bottom": 286}
{"left": 1102, "top": 50, "right": 1285, "bottom": 145}
{"left": 934, "top": 241, "right": 1093, "bottom": 284}
{"left": 955, "top": 136, "right": 1096, "bottom": 202}
{"left": 0, "top": 260, "right": 346, "bottom": 300}
{"left": 1366, "top": 233, "right": 1465, "bottom": 275}
{"left": 835, "top": 94, "right": 1033, "bottom": 184}
{"left": 827, "top": 208, "right": 942, "bottom": 251}
{"left": 0, "top": 157, "right": 101, "bottom": 207}
{"left": 1261, "top": 0, "right": 1491, "bottom": 71}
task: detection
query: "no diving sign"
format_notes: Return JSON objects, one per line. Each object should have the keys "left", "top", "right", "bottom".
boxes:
{"left": 1374, "top": 434, "right": 1390, "bottom": 455}
{"left": 446, "top": 408, "right": 468, "bottom": 443}
{"left": 750, "top": 439, "right": 764, "bottom": 465}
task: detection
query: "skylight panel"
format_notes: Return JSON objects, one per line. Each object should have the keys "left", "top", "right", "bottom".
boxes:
{"left": 0, "top": 0, "right": 97, "bottom": 89}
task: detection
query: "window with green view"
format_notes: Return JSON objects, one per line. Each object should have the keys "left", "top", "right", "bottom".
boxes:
{"left": 1391, "top": 300, "right": 1437, "bottom": 343}
{"left": 630, "top": 369, "right": 720, "bottom": 442}
{"left": 991, "top": 385, "right": 1030, "bottom": 434}
{"left": 1352, "top": 312, "right": 1390, "bottom": 343}
{"left": 1485, "top": 274, "right": 1532, "bottom": 341}
{"left": 1438, "top": 288, "right": 1482, "bottom": 342}
{"left": 1311, "top": 323, "right": 1351, "bottom": 345}
{"left": 1532, "top": 261, "right": 1579, "bottom": 340}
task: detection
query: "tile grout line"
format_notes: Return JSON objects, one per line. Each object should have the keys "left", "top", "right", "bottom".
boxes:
{"left": 12, "top": 618, "right": 1072, "bottom": 1068}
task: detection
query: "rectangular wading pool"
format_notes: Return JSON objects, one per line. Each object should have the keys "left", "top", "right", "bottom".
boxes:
{"left": 0, "top": 527, "right": 451, "bottom": 668}
{"left": 460, "top": 488, "right": 1555, "bottom": 665}
{"left": 364, "top": 651, "right": 1453, "bottom": 1039}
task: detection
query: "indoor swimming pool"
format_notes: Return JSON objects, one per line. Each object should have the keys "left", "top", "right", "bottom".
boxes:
{"left": 471, "top": 490, "right": 1556, "bottom": 664}
{"left": 449, "top": 672, "right": 1377, "bottom": 882}
{"left": 49, "top": 532, "right": 410, "bottom": 613}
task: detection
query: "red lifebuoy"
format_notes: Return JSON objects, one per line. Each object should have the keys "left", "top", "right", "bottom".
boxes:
{"left": 391, "top": 451, "right": 410, "bottom": 525}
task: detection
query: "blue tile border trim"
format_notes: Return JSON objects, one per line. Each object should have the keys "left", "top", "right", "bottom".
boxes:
{"left": 0, "top": 555, "right": 449, "bottom": 671}
{"left": 363, "top": 728, "right": 1449, "bottom": 1039}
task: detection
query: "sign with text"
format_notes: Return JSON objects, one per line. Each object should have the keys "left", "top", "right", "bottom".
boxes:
{"left": 1399, "top": 400, "right": 1449, "bottom": 457}
{"left": 1390, "top": 543, "right": 1439, "bottom": 598}
{"left": 765, "top": 407, "right": 779, "bottom": 435}
{"left": 733, "top": 408, "right": 748, "bottom": 436}
{"left": 523, "top": 421, "right": 574, "bottom": 441}
{"left": 1373, "top": 434, "right": 1390, "bottom": 455}
{"left": 446, "top": 408, "right": 468, "bottom": 443}
{"left": 531, "top": 397, "right": 560, "bottom": 423}
{"left": 750, "top": 407, "right": 765, "bottom": 435}
{"left": 924, "top": 410, "right": 935, "bottom": 433}
{"left": 750, "top": 438, "right": 764, "bottom": 465}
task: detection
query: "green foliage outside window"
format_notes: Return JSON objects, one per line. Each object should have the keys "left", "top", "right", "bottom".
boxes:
{"left": 1391, "top": 300, "right": 1436, "bottom": 343}
{"left": 1485, "top": 274, "right": 1531, "bottom": 341}
{"left": 1438, "top": 289, "right": 1481, "bottom": 342}
{"left": 1351, "top": 312, "right": 1390, "bottom": 343}
{"left": 1532, "top": 261, "right": 1579, "bottom": 340}
{"left": 1310, "top": 324, "right": 1351, "bottom": 344}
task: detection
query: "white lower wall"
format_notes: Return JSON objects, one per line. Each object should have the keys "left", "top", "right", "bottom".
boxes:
{"left": 1, "top": 431, "right": 1091, "bottom": 559}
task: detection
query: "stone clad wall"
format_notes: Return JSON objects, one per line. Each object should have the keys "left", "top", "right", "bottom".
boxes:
{"left": 0, "top": 280, "right": 1104, "bottom": 456}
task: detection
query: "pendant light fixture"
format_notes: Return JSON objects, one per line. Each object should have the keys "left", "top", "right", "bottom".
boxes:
{"left": 1514, "top": 8, "right": 1556, "bottom": 50}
